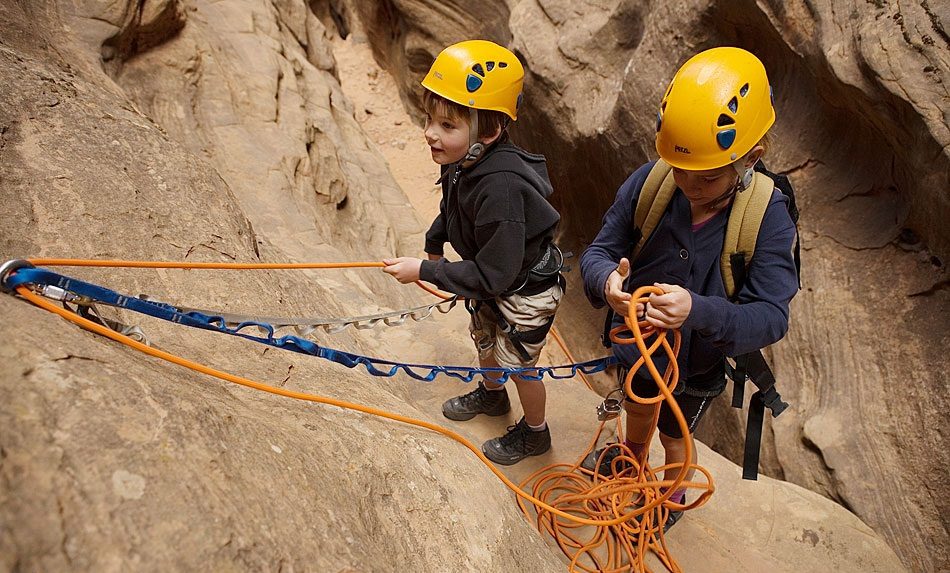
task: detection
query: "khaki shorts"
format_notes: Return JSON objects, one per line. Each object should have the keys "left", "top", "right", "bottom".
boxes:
{"left": 469, "top": 284, "right": 563, "bottom": 369}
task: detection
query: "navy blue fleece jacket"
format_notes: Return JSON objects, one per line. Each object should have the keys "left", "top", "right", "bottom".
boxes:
{"left": 580, "top": 161, "right": 798, "bottom": 382}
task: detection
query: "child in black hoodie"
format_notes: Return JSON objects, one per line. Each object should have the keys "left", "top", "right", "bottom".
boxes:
{"left": 383, "top": 40, "right": 561, "bottom": 465}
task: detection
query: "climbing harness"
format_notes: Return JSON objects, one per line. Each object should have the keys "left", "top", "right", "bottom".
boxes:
{"left": 466, "top": 298, "right": 555, "bottom": 364}
{"left": 465, "top": 241, "right": 568, "bottom": 363}
{"left": 505, "top": 241, "right": 568, "bottom": 296}
{"left": 2, "top": 258, "right": 711, "bottom": 572}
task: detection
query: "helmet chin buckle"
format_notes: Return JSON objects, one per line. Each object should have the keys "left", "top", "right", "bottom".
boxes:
{"left": 460, "top": 108, "right": 484, "bottom": 168}
{"left": 733, "top": 157, "right": 754, "bottom": 190}
{"left": 740, "top": 167, "right": 754, "bottom": 189}
{"left": 462, "top": 142, "right": 485, "bottom": 167}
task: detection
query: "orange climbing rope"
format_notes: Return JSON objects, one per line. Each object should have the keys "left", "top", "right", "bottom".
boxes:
{"left": 549, "top": 326, "right": 595, "bottom": 392}
{"left": 10, "top": 259, "right": 713, "bottom": 572}
{"left": 517, "top": 288, "right": 715, "bottom": 572}
{"left": 25, "top": 257, "right": 449, "bottom": 303}
{"left": 26, "top": 258, "right": 387, "bottom": 269}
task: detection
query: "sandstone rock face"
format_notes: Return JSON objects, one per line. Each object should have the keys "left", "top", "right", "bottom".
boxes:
{"left": 345, "top": 1, "right": 949, "bottom": 571}
{"left": 60, "top": 0, "right": 424, "bottom": 268}
{"left": 0, "top": 0, "right": 928, "bottom": 572}
{"left": 0, "top": 1, "right": 562, "bottom": 571}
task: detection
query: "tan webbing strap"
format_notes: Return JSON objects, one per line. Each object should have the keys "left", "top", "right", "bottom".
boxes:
{"left": 633, "top": 160, "right": 678, "bottom": 260}
{"left": 721, "top": 171, "right": 775, "bottom": 298}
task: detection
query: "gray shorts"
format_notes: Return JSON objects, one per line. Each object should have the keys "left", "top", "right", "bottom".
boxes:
{"left": 469, "top": 284, "right": 563, "bottom": 369}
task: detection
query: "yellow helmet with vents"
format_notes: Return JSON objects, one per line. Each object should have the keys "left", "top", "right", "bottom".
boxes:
{"left": 422, "top": 40, "right": 525, "bottom": 120}
{"left": 655, "top": 47, "right": 775, "bottom": 170}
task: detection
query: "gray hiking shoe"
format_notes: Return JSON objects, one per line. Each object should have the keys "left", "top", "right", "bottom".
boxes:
{"left": 639, "top": 495, "right": 686, "bottom": 533}
{"left": 661, "top": 506, "right": 685, "bottom": 532}
{"left": 581, "top": 443, "right": 635, "bottom": 477}
{"left": 482, "top": 417, "right": 551, "bottom": 465}
{"left": 442, "top": 381, "right": 511, "bottom": 421}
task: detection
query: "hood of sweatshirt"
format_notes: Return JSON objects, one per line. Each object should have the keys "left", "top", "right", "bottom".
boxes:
{"left": 465, "top": 143, "right": 554, "bottom": 199}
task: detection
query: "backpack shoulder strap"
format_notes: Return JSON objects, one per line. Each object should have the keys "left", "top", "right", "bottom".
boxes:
{"left": 721, "top": 171, "right": 775, "bottom": 299}
{"left": 633, "top": 159, "right": 678, "bottom": 260}
{"left": 721, "top": 170, "right": 795, "bottom": 481}
{"left": 602, "top": 160, "right": 677, "bottom": 348}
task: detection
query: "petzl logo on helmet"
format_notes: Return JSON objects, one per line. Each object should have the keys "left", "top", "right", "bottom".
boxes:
{"left": 674, "top": 145, "right": 691, "bottom": 154}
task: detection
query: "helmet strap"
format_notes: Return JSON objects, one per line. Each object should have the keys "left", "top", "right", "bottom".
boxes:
{"left": 461, "top": 108, "right": 485, "bottom": 168}
{"left": 706, "top": 157, "right": 751, "bottom": 209}
{"left": 732, "top": 153, "right": 755, "bottom": 190}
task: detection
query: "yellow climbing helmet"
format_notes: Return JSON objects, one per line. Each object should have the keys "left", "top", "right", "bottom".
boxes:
{"left": 655, "top": 47, "right": 775, "bottom": 171}
{"left": 421, "top": 40, "right": 524, "bottom": 120}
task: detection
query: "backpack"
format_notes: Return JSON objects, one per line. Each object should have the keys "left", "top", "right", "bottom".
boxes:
{"left": 604, "top": 158, "right": 801, "bottom": 480}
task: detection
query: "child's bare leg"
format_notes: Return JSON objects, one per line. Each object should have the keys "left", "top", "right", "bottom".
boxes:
{"left": 659, "top": 431, "right": 697, "bottom": 485}
{"left": 511, "top": 372, "right": 545, "bottom": 426}
{"left": 480, "top": 354, "right": 545, "bottom": 426}
{"left": 479, "top": 353, "right": 505, "bottom": 389}
{"left": 619, "top": 400, "right": 660, "bottom": 463}
{"left": 624, "top": 400, "right": 659, "bottom": 443}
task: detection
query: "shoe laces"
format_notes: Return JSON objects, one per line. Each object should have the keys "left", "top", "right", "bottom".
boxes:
{"left": 458, "top": 384, "right": 488, "bottom": 406}
{"left": 499, "top": 420, "right": 530, "bottom": 448}
{"left": 598, "top": 445, "right": 623, "bottom": 465}
{"left": 593, "top": 443, "right": 633, "bottom": 475}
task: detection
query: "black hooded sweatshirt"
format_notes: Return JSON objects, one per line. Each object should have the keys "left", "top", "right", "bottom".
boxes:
{"left": 419, "top": 143, "right": 560, "bottom": 300}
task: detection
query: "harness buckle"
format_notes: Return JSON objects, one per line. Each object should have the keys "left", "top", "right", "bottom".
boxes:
{"left": 0, "top": 259, "right": 35, "bottom": 294}
{"left": 596, "top": 397, "right": 623, "bottom": 421}
{"left": 760, "top": 387, "right": 789, "bottom": 417}
{"left": 596, "top": 389, "right": 625, "bottom": 421}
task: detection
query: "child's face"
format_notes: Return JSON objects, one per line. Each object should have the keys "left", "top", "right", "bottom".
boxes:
{"left": 672, "top": 165, "right": 740, "bottom": 209}
{"left": 424, "top": 108, "right": 471, "bottom": 165}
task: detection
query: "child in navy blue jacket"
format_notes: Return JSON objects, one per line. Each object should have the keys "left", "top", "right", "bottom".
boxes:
{"left": 579, "top": 47, "right": 798, "bottom": 529}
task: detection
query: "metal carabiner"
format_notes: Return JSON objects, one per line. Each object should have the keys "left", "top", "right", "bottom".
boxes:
{"left": 0, "top": 259, "right": 35, "bottom": 294}
{"left": 596, "top": 389, "right": 625, "bottom": 422}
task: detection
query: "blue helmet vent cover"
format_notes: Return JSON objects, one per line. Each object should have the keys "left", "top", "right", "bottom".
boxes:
{"left": 466, "top": 74, "right": 483, "bottom": 93}
{"left": 716, "top": 128, "right": 737, "bottom": 150}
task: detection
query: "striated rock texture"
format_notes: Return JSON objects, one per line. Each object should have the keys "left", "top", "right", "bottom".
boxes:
{"left": 344, "top": 0, "right": 950, "bottom": 571}
{"left": 0, "top": 0, "right": 926, "bottom": 572}
{"left": 57, "top": 0, "right": 425, "bottom": 267}
{"left": 0, "top": 1, "right": 561, "bottom": 571}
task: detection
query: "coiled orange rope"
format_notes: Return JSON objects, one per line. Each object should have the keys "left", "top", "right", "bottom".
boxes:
{"left": 11, "top": 259, "right": 713, "bottom": 571}
{"left": 517, "top": 286, "right": 714, "bottom": 573}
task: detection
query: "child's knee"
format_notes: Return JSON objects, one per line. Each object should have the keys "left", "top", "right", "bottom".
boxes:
{"left": 658, "top": 430, "right": 690, "bottom": 449}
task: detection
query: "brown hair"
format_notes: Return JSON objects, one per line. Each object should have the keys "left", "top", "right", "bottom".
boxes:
{"left": 423, "top": 90, "right": 509, "bottom": 140}
{"left": 756, "top": 131, "right": 772, "bottom": 156}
